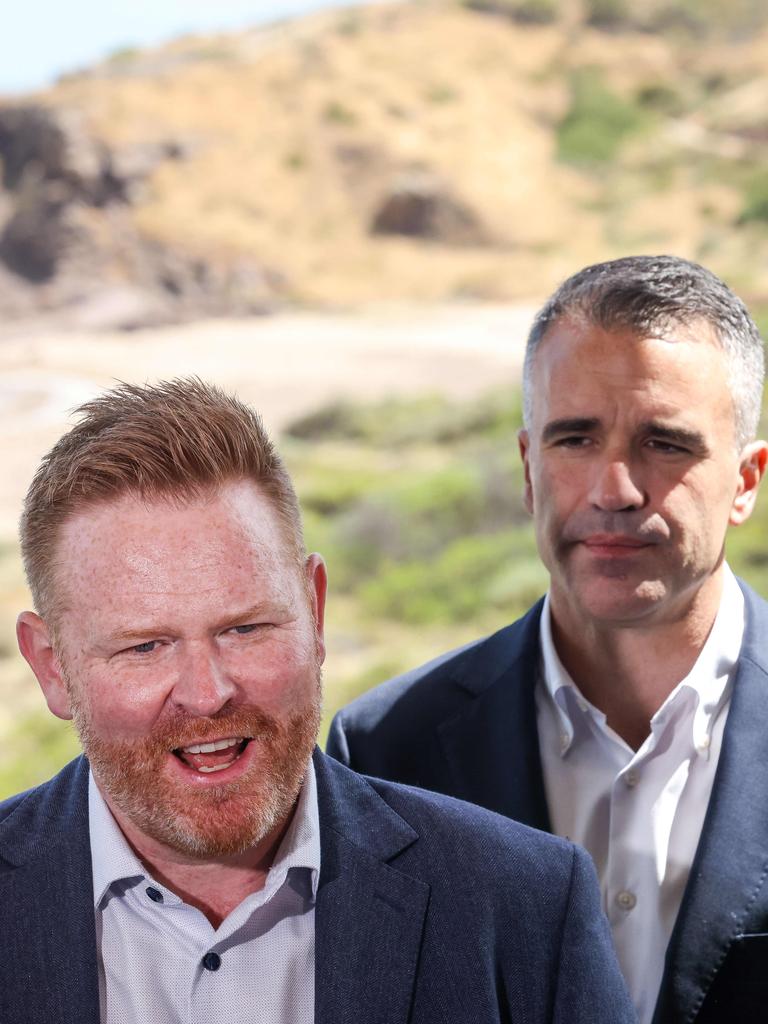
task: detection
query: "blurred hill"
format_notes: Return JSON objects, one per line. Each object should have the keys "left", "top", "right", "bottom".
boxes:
{"left": 3, "top": 0, "right": 768, "bottom": 327}
{"left": 5, "top": 0, "right": 768, "bottom": 794}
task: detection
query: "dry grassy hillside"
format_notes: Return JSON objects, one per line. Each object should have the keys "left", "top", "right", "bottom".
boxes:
{"left": 4, "top": 0, "right": 768, "bottom": 318}
{"left": 5, "top": 0, "right": 768, "bottom": 793}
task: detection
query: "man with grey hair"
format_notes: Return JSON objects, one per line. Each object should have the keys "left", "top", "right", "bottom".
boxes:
{"left": 329, "top": 255, "right": 768, "bottom": 1024}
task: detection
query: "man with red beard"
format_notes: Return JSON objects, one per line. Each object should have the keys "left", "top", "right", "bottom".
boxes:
{"left": 5, "top": 378, "right": 632, "bottom": 1024}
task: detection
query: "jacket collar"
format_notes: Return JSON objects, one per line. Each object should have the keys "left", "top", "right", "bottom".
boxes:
{"left": 654, "top": 580, "right": 768, "bottom": 1024}
{"left": 435, "top": 600, "right": 551, "bottom": 831}
{"left": 0, "top": 756, "right": 101, "bottom": 1024}
{"left": 313, "top": 749, "right": 430, "bottom": 1024}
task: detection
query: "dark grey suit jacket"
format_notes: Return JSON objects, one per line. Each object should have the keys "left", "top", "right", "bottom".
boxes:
{"left": 0, "top": 748, "right": 634, "bottom": 1023}
{"left": 328, "top": 581, "right": 768, "bottom": 1024}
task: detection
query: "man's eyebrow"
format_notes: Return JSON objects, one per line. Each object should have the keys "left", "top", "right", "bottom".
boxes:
{"left": 215, "top": 602, "right": 286, "bottom": 629}
{"left": 640, "top": 422, "right": 710, "bottom": 453}
{"left": 541, "top": 418, "right": 600, "bottom": 443}
{"left": 105, "top": 627, "right": 171, "bottom": 646}
{"left": 104, "top": 603, "right": 280, "bottom": 645}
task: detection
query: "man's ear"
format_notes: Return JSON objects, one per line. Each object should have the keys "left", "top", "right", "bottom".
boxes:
{"left": 16, "top": 611, "right": 73, "bottom": 720}
{"left": 304, "top": 553, "right": 328, "bottom": 664}
{"left": 518, "top": 429, "right": 534, "bottom": 515}
{"left": 730, "top": 440, "right": 768, "bottom": 526}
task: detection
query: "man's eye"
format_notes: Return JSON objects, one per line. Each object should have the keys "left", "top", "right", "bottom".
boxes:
{"left": 132, "top": 640, "right": 157, "bottom": 654}
{"left": 554, "top": 436, "right": 590, "bottom": 448}
{"left": 232, "top": 624, "right": 258, "bottom": 635}
{"left": 647, "top": 439, "right": 687, "bottom": 454}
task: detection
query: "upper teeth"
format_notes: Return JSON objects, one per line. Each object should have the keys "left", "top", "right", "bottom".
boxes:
{"left": 182, "top": 737, "right": 242, "bottom": 754}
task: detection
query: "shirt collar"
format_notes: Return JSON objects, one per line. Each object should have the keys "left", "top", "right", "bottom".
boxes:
{"left": 270, "top": 754, "right": 321, "bottom": 899}
{"left": 89, "top": 755, "right": 321, "bottom": 908}
{"left": 539, "top": 564, "right": 745, "bottom": 759}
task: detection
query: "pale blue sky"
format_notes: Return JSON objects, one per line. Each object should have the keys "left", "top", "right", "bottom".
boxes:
{"left": 1, "top": 1, "right": 379, "bottom": 94}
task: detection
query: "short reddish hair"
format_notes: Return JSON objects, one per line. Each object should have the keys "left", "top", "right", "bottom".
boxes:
{"left": 20, "top": 378, "right": 304, "bottom": 621}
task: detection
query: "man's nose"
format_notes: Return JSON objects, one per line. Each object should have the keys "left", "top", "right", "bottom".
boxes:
{"left": 588, "top": 458, "right": 646, "bottom": 512}
{"left": 171, "top": 646, "right": 237, "bottom": 717}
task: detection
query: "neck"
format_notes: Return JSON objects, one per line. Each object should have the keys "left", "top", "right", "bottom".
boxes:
{"left": 101, "top": 793, "right": 296, "bottom": 928}
{"left": 548, "top": 576, "right": 723, "bottom": 750}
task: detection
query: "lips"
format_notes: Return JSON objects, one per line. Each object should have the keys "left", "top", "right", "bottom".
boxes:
{"left": 173, "top": 735, "right": 251, "bottom": 773}
{"left": 580, "top": 535, "right": 651, "bottom": 555}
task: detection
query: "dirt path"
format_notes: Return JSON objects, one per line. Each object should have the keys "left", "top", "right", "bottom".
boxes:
{"left": 0, "top": 302, "right": 535, "bottom": 541}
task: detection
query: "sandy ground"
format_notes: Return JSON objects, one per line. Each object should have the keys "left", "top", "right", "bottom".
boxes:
{"left": 0, "top": 301, "right": 534, "bottom": 541}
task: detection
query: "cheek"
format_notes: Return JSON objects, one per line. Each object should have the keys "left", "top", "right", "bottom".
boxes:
{"left": 228, "top": 635, "right": 320, "bottom": 708}
{"left": 658, "top": 475, "right": 730, "bottom": 534}
{"left": 73, "top": 666, "right": 170, "bottom": 741}
{"left": 531, "top": 466, "right": 574, "bottom": 527}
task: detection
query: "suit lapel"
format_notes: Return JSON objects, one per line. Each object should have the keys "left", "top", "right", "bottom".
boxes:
{"left": 654, "top": 584, "right": 768, "bottom": 1024}
{"left": 313, "top": 752, "right": 430, "bottom": 1024}
{"left": 0, "top": 758, "right": 100, "bottom": 1024}
{"left": 437, "top": 601, "right": 552, "bottom": 832}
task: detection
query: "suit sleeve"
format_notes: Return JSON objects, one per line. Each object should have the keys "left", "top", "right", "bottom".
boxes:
{"left": 553, "top": 845, "right": 636, "bottom": 1024}
{"left": 326, "top": 711, "right": 352, "bottom": 766}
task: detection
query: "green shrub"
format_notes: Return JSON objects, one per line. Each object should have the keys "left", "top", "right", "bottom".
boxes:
{"left": 635, "top": 82, "right": 684, "bottom": 116}
{"left": 323, "top": 101, "right": 357, "bottom": 126}
{"left": 747, "top": 303, "right": 768, "bottom": 342}
{"left": 106, "top": 46, "right": 141, "bottom": 65}
{"left": 297, "top": 463, "right": 386, "bottom": 516}
{"left": 648, "top": 0, "right": 767, "bottom": 37}
{"left": 584, "top": 0, "right": 632, "bottom": 30}
{"left": 336, "top": 13, "right": 362, "bottom": 36}
{"left": 360, "top": 528, "right": 546, "bottom": 625}
{"left": 585, "top": 0, "right": 768, "bottom": 36}
{"left": 323, "top": 452, "right": 528, "bottom": 589}
{"left": 285, "top": 391, "right": 523, "bottom": 447}
{"left": 330, "top": 464, "right": 488, "bottom": 579}
{"left": 425, "top": 84, "right": 460, "bottom": 105}
{"left": 461, "top": 0, "right": 560, "bottom": 24}
{"left": 0, "top": 711, "right": 81, "bottom": 797}
{"left": 284, "top": 150, "right": 307, "bottom": 171}
{"left": 557, "top": 68, "right": 650, "bottom": 166}
{"left": 739, "top": 175, "right": 768, "bottom": 226}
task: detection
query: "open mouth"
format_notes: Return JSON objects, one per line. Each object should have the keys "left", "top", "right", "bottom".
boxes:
{"left": 172, "top": 736, "right": 251, "bottom": 774}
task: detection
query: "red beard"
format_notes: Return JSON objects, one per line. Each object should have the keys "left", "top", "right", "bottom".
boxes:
{"left": 72, "top": 696, "right": 321, "bottom": 858}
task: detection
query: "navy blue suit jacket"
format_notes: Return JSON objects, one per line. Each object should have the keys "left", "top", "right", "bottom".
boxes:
{"left": 328, "top": 581, "right": 768, "bottom": 1024}
{"left": 0, "top": 748, "right": 633, "bottom": 1023}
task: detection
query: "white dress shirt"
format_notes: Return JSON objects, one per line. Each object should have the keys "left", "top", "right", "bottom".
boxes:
{"left": 536, "top": 566, "right": 744, "bottom": 1024}
{"left": 89, "top": 759, "right": 320, "bottom": 1024}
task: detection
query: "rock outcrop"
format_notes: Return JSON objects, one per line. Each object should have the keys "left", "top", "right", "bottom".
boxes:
{"left": 0, "top": 104, "right": 283, "bottom": 328}
{"left": 370, "top": 171, "right": 488, "bottom": 247}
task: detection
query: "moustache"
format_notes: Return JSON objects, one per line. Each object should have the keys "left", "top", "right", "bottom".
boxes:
{"left": 559, "top": 511, "right": 670, "bottom": 546}
{"left": 102, "top": 705, "right": 284, "bottom": 759}
{"left": 70, "top": 702, "right": 295, "bottom": 795}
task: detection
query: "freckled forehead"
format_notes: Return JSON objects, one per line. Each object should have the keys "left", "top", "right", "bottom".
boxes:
{"left": 56, "top": 481, "right": 293, "bottom": 602}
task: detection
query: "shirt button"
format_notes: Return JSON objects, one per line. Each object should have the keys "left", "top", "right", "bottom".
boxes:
{"left": 146, "top": 887, "right": 163, "bottom": 903}
{"left": 576, "top": 698, "right": 588, "bottom": 713}
{"left": 559, "top": 733, "right": 569, "bottom": 752}
{"left": 616, "top": 890, "right": 637, "bottom": 911}
{"left": 202, "top": 952, "right": 221, "bottom": 972}
{"left": 624, "top": 770, "right": 639, "bottom": 788}
{"left": 697, "top": 735, "right": 711, "bottom": 753}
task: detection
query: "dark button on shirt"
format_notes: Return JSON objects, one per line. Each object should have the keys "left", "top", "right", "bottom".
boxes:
{"left": 202, "top": 952, "right": 221, "bottom": 972}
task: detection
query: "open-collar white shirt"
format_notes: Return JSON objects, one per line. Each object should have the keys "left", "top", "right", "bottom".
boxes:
{"left": 89, "top": 758, "right": 320, "bottom": 1024}
{"left": 536, "top": 565, "right": 744, "bottom": 1024}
